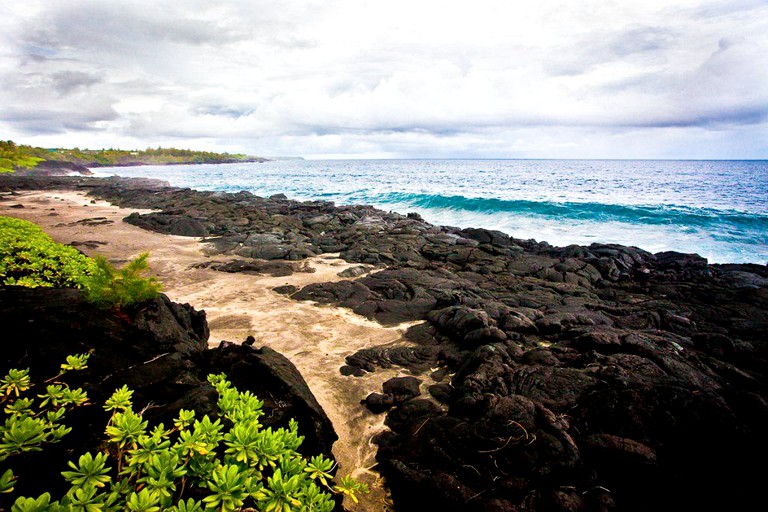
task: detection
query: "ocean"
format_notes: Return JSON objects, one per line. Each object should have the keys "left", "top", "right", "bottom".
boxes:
{"left": 94, "top": 159, "right": 768, "bottom": 265}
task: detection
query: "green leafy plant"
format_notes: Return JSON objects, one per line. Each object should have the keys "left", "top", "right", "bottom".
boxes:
{"left": 0, "top": 354, "right": 91, "bottom": 504}
{"left": 202, "top": 464, "right": 260, "bottom": 511}
{"left": 2, "top": 368, "right": 369, "bottom": 511}
{"left": 333, "top": 475, "right": 370, "bottom": 505}
{"left": 167, "top": 497, "right": 204, "bottom": 512}
{"left": 0, "top": 217, "right": 94, "bottom": 289}
{"left": 1, "top": 369, "right": 32, "bottom": 398}
{"left": 0, "top": 356, "right": 90, "bottom": 464}
{"left": 61, "top": 452, "right": 111, "bottom": 490}
{"left": 0, "top": 468, "right": 15, "bottom": 494}
{"left": 9, "top": 491, "right": 65, "bottom": 512}
{"left": 125, "top": 487, "right": 161, "bottom": 512}
{"left": 103, "top": 385, "right": 133, "bottom": 414}
{"left": 304, "top": 455, "right": 335, "bottom": 487}
{"left": 59, "top": 355, "right": 89, "bottom": 373}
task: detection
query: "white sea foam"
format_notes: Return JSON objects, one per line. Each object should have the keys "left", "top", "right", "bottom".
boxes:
{"left": 95, "top": 159, "right": 768, "bottom": 264}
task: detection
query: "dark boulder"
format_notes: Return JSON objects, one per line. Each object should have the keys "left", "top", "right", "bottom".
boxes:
{"left": 428, "top": 383, "right": 453, "bottom": 404}
{"left": 125, "top": 211, "right": 210, "bottom": 237}
{"left": 337, "top": 265, "right": 370, "bottom": 278}
{"left": 273, "top": 284, "right": 299, "bottom": 295}
{"left": 197, "top": 259, "right": 296, "bottom": 277}
{"left": 363, "top": 392, "right": 395, "bottom": 414}
{"left": 344, "top": 344, "right": 440, "bottom": 374}
{"left": 382, "top": 376, "right": 422, "bottom": 402}
{"left": 207, "top": 343, "right": 337, "bottom": 455}
{"left": 654, "top": 250, "right": 708, "bottom": 270}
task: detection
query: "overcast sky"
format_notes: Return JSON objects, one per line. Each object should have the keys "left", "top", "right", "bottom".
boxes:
{"left": 1, "top": 0, "right": 766, "bottom": 159}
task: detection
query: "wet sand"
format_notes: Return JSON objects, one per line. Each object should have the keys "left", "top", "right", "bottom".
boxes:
{"left": 0, "top": 190, "right": 420, "bottom": 510}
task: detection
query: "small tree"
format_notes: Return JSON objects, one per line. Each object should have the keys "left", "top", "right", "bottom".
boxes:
{"left": 82, "top": 253, "right": 162, "bottom": 309}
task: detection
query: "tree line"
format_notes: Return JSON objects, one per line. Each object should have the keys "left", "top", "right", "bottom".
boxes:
{"left": 1, "top": 140, "right": 261, "bottom": 172}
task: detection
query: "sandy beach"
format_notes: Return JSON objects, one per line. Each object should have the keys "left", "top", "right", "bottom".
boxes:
{"left": 0, "top": 189, "right": 418, "bottom": 511}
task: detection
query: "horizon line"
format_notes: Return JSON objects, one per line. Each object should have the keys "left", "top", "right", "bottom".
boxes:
{"left": 293, "top": 157, "right": 768, "bottom": 162}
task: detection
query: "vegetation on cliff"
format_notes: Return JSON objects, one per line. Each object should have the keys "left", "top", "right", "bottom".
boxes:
{"left": 0, "top": 141, "right": 45, "bottom": 173}
{"left": 1, "top": 140, "right": 265, "bottom": 173}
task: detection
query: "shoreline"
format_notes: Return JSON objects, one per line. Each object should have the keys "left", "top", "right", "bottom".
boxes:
{"left": 0, "top": 188, "right": 401, "bottom": 511}
{"left": 15, "top": 157, "right": 270, "bottom": 177}
{"left": 1, "top": 175, "right": 766, "bottom": 511}
{"left": 7, "top": 171, "right": 767, "bottom": 266}
{"left": 80, "top": 161, "right": 768, "bottom": 266}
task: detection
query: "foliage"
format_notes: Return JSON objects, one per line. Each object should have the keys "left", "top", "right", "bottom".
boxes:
{"left": 0, "top": 355, "right": 90, "bottom": 472}
{"left": 4, "top": 139, "right": 258, "bottom": 170}
{"left": 81, "top": 253, "right": 162, "bottom": 309}
{"left": 0, "top": 216, "right": 94, "bottom": 288}
{"left": 1, "top": 368, "right": 368, "bottom": 511}
{"left": 0, "top": 217, "right": 161, "bottom": 308}
{"left": 0, "top": 141, "right": 44, "bottom": 173}
{"left": 333, "top": 475, "right": 369, "bottom": 505}
{"left": 42, "top": 146, "right": 255, "bottom": 166}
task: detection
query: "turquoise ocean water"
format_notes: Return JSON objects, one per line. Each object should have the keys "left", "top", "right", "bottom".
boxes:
{"left": 95, "top": 159, "right": 768, "bottom": 264}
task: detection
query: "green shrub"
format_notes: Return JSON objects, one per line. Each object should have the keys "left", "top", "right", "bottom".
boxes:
{"left": 81, "top": 253, "right": 162, "bottom": 309}
{"left": 0, "top": 365, "right": 368, "bottom": 511}
{"left": 0, "top": 217, "right": 94, "bottom": 288}
{"left": 1, "top": 216, "right": 162, "bottom": 308}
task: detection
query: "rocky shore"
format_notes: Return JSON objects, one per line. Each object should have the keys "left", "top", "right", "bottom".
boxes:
{"left": 1, "top": 175, "right": 766, "bottom": 511}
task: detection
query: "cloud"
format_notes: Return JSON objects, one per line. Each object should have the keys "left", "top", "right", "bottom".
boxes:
{"left": 544, "top": 25, "right": 679, "bottom": 77}
{"left": 0, "top": 0, "right": 766, "bottom": 158}
{"left": 50, "top": 71, "right": 101, "bottom": 95}
{"left": 20, "top": 1, "right": 256, "bottom": 54}
{"left": 0, "top": 102, "right": 118, "bottom": 134}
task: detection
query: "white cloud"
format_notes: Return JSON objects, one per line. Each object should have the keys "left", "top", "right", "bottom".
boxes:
{"left": 0, "top": 0, "right": 766, "bottom": 157}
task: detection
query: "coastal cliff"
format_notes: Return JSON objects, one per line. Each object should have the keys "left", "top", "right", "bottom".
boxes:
{"left": 1, "top": 175, "right": 766, "bottom": 511}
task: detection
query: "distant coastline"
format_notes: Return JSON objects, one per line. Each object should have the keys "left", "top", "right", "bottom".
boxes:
{"left": 90, "top": 155, "right": 270, "bottom": 167}
{"left": 13, "top": 157, "right": 268, "bottom": 176}
{"left": 1, "top": 139, "right": 271, "bottom": 175}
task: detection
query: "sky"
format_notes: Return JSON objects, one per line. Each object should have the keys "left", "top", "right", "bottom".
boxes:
{"left": 1, "top": 0, "right": 767, "bottom": 159}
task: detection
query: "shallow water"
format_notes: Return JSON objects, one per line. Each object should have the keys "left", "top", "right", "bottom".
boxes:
{"left": 95, "top": 159, "right": 768, "bottom": 264}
